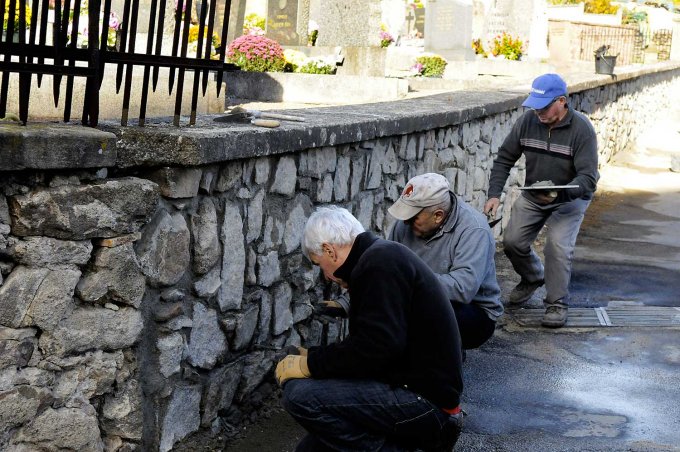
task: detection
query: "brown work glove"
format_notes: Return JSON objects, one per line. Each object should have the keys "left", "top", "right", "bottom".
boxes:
{"left": 275, "top": 355, "right": 310, "bottom": 386}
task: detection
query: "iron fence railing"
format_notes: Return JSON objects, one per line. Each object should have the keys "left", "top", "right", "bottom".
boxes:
{"left": 578, "top": 23, "right": 673, "bottom": 66}
{"left": 578, "top": 24, "right": 641, "bottom": 65}
{"left": 0, "top": 0, "right": 238, "bottom": 127}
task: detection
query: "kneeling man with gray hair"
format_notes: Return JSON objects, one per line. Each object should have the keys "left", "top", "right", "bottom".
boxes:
{"left": 276, "top": 205, "right": 464, "bottom": 451}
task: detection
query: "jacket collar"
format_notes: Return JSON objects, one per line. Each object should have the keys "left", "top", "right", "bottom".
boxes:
{"left": 551, "top": 104, "right": 574, "bottom": 129}
{"left": 333, "top": 231, "right": 378, "bottom": 285}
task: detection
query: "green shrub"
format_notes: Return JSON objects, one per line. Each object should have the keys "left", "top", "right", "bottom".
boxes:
{"left": 414, "top": 54, "right": 447, "bottom": 78}
{"left": 298, "top": 57, "right": 336, "bottom": 75}
{"left": 584, "top": 0, "right": 618, "bottom": 14}
{"left": 226, "top": 34, "right": 286, "bottom": 72}
{"left": 622, "top": 8, "right": 648, "bottom": 25}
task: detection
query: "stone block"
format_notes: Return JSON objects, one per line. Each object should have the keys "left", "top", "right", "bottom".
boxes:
{"left": 101, "top": 378, "right": 143, "bottom": 440}
{"left": 77, "top": 243, "right": 145, "bottom": 308}
{"left": 136, "top": 210, "right": 190, "bottom": 287}
{"left": 9, "top": 177, "right": 159, "bottom": 240}
{"left": 232, "top": 304, "right": 260, "bottom": 351}
{"left": 147, "top": 167, "right": 202, "bottom": 199}
{"left": 271, "top": 156, "right": 298, "bottom": 197}
{"left": 190, "top": 198, "right": 220, "bottom": 275}
{"left": 200, "top": 361, "right": 244, "bottom": 427}
{"left": 13, "top": 237, "right": 92, "bottom": 266}
{"left": 246, "top": 190, "right": 264, "bottom": 243}
{"left": 39, "top": 307, "right": 143, "bottom": 357}
{"left": 272, "top": 283, "right": 293, "bottom": 336}
{"left": 13, "top": 406, "right": 103, "bottom": 451}
{"left": 257, "top": 250, "right": 281, "bottom": 288}
{"left": 187, "top": 303, "right": 227, "bottom": 369}
{"left": 159, "top": 385, "right": 201, "bottom": 452}
{"left": 217, "top": 203, "right": 245, "bottom": 311}
{"left": 157, "top": 333, "right": 184, "bottom": 378}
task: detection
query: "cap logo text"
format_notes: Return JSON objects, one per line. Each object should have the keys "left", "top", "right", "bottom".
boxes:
{"left": 531, "top": 88, "right": 546, "bottom": 94}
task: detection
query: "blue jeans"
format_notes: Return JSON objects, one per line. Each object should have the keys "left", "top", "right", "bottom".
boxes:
{"left": 282, "top": 378, "right": 452, "bottom": 451}
{"left": 503, "top": 195, "right": 591, "bottom": 305}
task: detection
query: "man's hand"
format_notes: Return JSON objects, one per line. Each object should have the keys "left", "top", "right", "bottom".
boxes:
{"left": 484, "top": 198, "right": 500, "bottom": 217}
{"left": 275, "top": 355, "right": 310, "bottom": 386}
{"left": 314, "top": 300, "right": 348, "bottom": 317}
{"left": 533, "top": 190, "right": 558, "bottom": 205}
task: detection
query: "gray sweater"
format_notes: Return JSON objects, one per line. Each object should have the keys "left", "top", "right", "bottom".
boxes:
{"left": 389, "top": 194, "right": 504, "bottom": 321}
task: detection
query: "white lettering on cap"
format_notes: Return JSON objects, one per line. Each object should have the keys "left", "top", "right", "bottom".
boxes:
{"left": 531, "top": 88, "right": 546, "bottom": 94}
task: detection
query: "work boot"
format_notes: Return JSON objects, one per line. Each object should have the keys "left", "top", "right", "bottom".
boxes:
{"left": 508, "top": 279, "right": 544, "bottom": 305}
{"left": 435, "top": 410, "right": 464, "bottom": 452}
{"left": 541, "top": 304, "right": 568, "bottom": 328}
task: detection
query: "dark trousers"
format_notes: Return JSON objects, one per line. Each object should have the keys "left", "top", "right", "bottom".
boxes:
{"left": 453, "top": 303, "right": 496, "bottom": 350}
{"left": 282, "top": 378, "right": 453, "bottom": 451}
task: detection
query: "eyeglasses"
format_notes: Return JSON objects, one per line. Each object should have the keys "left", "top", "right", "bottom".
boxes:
{"left": 533, "top": 96, "right": 562, "bottom": 113}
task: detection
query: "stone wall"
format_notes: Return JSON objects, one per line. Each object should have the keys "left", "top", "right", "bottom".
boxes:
{"left": 1, "top": 63, "right": 679, "bottom": 451}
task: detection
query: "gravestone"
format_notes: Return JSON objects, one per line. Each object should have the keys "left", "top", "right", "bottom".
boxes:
{"left": 297, "top": 0, "right": 311, "bottom": 45}
{"left": 267, "top": 0, "right": 300, "bottom": 45}
{"left": 481, "top": 0, "right": 549, "bottom": 60}
{"left": 224, "top": 0, "right": 247, "bottom": 45}
{"left": 424, "top": 0, "right": 473, "bottom": 60}
{"left": 312, "top": 0, "right": 382, "bottom": 47}
{"left": 414, "top": 7, "right": 425, "bottom": 38}
{"left": 505, "top": 0, "right": 548, "bottom": 60}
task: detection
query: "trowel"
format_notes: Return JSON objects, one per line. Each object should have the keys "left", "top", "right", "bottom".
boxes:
{"left": 214, "top": 107, "right": 306, "bottom": 128}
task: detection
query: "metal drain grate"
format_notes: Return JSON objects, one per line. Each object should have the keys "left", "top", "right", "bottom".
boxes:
{"left": 510, "top": 306, "right": 680, "bottom": 327}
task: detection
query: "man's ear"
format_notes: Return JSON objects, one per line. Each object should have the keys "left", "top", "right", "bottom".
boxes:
{"left": 321, "top": 243, "right": 336, "bottom": 260}
{"left": 433, "top": 209, "right": 446, "bottom": 224}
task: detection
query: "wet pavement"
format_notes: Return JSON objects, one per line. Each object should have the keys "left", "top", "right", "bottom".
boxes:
{"left": 217, "top": 107, "right": 680, "bottom": 452}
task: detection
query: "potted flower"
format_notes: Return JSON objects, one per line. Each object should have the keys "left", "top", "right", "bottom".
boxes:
{"left": 379, "top": 30, "right": 394, "bottom": 48}
{"left": 226, "top": 34, "right": 286, "bottom": 72}
{"left": 107, "top": 10, "right": 122, "bottom": 50}
{"left": 490, "top": 32, "right": 524, "bottom": 61}
{"left": 3, "top": 2, "right": 31, "bottom": 42}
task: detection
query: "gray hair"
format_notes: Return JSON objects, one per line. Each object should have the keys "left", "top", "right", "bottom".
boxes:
{"left": 302, "top": 206, "right": 365, "bottom": 259}
{"left": 422, "top": 194, "right": 452, "bottom": 215}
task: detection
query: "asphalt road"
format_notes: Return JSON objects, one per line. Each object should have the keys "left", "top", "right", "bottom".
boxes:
{"left": 199, "top": 108, "right": 680, "bottom": 452}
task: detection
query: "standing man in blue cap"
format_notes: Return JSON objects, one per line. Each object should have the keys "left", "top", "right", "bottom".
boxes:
{"left": 483, "top": 73, "right": 599, "bottom": 328}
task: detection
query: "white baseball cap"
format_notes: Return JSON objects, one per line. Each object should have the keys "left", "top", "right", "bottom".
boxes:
{"left": 388, "top": 173, "right": 451, "bottom": 220}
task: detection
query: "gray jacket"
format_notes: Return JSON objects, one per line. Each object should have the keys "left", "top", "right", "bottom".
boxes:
{"left": 389, "top": 193, "right": 504, "bottom": 321}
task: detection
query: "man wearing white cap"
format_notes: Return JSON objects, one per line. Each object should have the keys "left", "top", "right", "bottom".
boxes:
{"left": 388, "top": 173, "right": 503, "bottom": 350}
{"left": 483, "top": 73, "right": 599, "bottom": 328}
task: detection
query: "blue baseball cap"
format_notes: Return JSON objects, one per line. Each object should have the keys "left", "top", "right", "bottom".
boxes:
{"left": 522, "top": 73, "right": 568, "bottom": 109}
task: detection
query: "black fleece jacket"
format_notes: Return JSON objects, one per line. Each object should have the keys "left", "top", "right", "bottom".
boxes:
{"left": 307, "top": 232, "right": 464, "bottom": 409}
{"left": 489, "top": 106, "right": 599, "bottom": 203}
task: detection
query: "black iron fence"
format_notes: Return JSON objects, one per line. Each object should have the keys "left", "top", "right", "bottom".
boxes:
{"left": 0, "top": 0, "right": 238, "bottom": 126}
{"left": 578, "top": 23, "right": 673, "bottom": 66}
